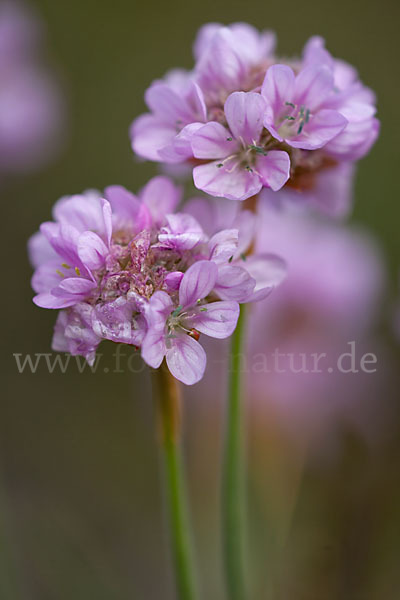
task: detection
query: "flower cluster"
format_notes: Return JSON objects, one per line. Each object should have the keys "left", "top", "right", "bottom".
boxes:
{"left": 131, "top": 24, "right": 379, "bottom": 203}
{"left": 29, "top": 176, "right": 285, "bottom": 384}
{"left": 0, "top": 1, "right": 63, "bottom": 177}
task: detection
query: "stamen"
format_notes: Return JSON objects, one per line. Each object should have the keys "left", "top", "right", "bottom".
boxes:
{"left": 171, "top": 304, "right": 183, "bottom": 317}
{"left": 249, "top": 144, "right": 268, "bottom": 156}
{"left": 75, "top": 267, "right": 81, "bottom": 276}
{"left": 225, "top": 160, "right": 240, "bottom": 173}
{"left": 215, "top": 154, "right": 238, "bottom": 169}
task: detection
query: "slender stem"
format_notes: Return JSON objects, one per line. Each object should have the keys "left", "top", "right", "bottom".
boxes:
{"left": 222, "top": 304, "right": 247, "bottom": 600}
{"left": 151, "top": 363, "right": 198, "bottom": 600}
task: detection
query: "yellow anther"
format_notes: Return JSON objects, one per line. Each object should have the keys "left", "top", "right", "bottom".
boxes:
{"left": 61, "top": 263, "right": 71, "bottom": 269}
{"left": 75, "top": 266, "right": 81, "bottom": 276}
{"left": 56, "top": 269, "right": 65, "bottom": 278}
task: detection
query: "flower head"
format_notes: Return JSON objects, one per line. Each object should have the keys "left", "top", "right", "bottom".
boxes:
{"left": 130, "top": 24, "right": 379, "bottom": 205}
{"left": 29, "top": 176, "right": 285, "bottom": 384}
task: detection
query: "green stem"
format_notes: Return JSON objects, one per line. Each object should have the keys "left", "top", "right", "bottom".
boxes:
{"left": 152, "top": 363, "right": 198, "bottom": 600}
{"left": 222, "top": 305, "right": 247, "bottom": 600}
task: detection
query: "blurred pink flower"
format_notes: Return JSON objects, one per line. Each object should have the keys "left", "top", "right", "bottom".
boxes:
{"left": 0, "top": 1, "right": 64, "bottom": 177}
{"left": 246, "top": 203, "right": 387, "bottom": 438}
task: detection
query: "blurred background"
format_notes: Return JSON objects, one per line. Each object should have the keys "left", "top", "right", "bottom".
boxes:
{"left": 1, "top": 0, "right": 399, "bottom": 598}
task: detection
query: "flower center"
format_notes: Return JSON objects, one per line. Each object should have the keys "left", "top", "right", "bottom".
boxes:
{"left": 97, "top": 230, "right": 183, "bottom": 303}
{"left": 278, "top": 102, "right": 311, "bottom": 138}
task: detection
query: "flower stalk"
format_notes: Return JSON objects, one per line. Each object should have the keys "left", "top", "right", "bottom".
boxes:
{"left": 222, "top": 304, "right": 247, "bottom": 600}
{"left": 152, "top": 363, "right": 198, "bottom": 600}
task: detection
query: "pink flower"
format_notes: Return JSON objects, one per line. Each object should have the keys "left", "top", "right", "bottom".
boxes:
{"left": 0, "top": 1, "right": 64, "bottom": 176}
{"left": 246, "top": 205, "right": 386, "bottom": 438}
{"left": 142, "top": 261, "right": 240, "bottom": 385}
{"left": 192, "top": 91, "right": 290, "bottom": 200}
{"left": 193, "top": 22, "right": 276, "bottom": 104}
{"left": 261, "top": 64, "right": 348, "bottom": 150}
{"left": 130, "top": 71, "right": 207, "bottom": 163}
{"left": 28, "top": 177, "right": 285, "bottom": 383}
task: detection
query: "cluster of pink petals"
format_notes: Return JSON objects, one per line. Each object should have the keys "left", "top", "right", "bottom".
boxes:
{"left": 0, "top": 1, "right": 63, "bottom": 177}
{"left": 131, "top": 24, "right": 379, "bottom": 204}
{"left": 29, "top": 176, "right": 286, "bottom": 384}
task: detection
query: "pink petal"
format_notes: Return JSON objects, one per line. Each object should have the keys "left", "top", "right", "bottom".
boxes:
{"left": 287, "top": 109, "right": 348, "bottom": 150}
{"left": 78, "top": 231, "right": 109, "bottom": 271}
{"left": 140, "top": 176, "right": 182, "bottom": 222}
{"left": 166, "top": 334, "right": 206, "bottom": 385}
{"left": 191, "top": 121, "right": 237, "bottom": 159}
{"left": 141, "top": 291, "right": 172, "bottom": 368}
{"left": 193, "top": 23, "right": 222, "bottom": 60}
{"left": 189, "top": 301, "right": 239, "bottom": 339}
{"left": 130, "top": 113, "right": 177, "bottom": 162}
{"left": 294, "top": 64, "right": 334, "bottom": 111}
{"left": 193, "top": 159, "right": 263, "bottom": 201}
{"left": 232, "top": 210, "right": 256, "bottom": 257}
{"left": 104, "top": 185, "right": 141, "bottom": 224}
{"left": 195, "top": 28, "right": 246, "bottom": 92}
{"left": 208, "top": 229, "right": 239, "bottom": 264}
{"left": 31, "top": 261, "right": 64, "bottom": 294}
{"left": 28, "top": 231, "right": 57, "bottom": 268}
{"left": 141, "top": 327, "right": 166, "bottom": 369}
{"left": 184, "top": 196, "right": 239, "bottom": 236}
{"left": 224, "top": 91, "right": 266, "bottom": 145}
{"left": 324, "top": 117, "right": 380, "bottom": 160}
{"left": 57, "top": 277, "right": 96, "bottom": 296}
{"left": 261, "top": 64, "right": 295, "bottom": 116}
{"left": 159, "top": 122, "right": 204, "bottom": 161}
{"left": 145, "top": 82, "right": 194, "bottom": 123}
{"left": 242, "top": 254, "right": 287, "bottom": 302}
{"left": 165, "top": 271, "right": 184, "bottom": 291}
{"left": 33, "top": 293, "right": 77, "bottom": 309}
{"left": 158, "top": 213, "right": 205, "bottom": 251}
{"left": 52, "top": 191, "right": 103, "bottom": 234}
{"left": 179, "top": 260, "right": 218, "bottom": 307}
{"left": 256, "top": 151, "right": 290, "bottom": 191}
{"left": 214, "top": 264, "right": 256, "bottom": 302}
{"left": 102, "top": 200, "right": 112, "bottom": 246}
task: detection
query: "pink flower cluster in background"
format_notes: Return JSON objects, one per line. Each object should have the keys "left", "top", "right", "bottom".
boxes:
{"left": 0, "top": 1, "right": 63, "bottom": 178}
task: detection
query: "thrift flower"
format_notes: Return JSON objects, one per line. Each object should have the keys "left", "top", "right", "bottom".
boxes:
{"left": 141, "top": 261, "right": 239, "bottom": 384}
{"left": 130, "top": 23, "right": 379, "bottom": 206}
{"left": 261, "top": 64, "right": 347, "bottom": 150}
{"left": 191, "top": 91, "right": 290, "bottom": 200}
{"left": 29, "top": 177, "right": 285, "bottom": 385}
